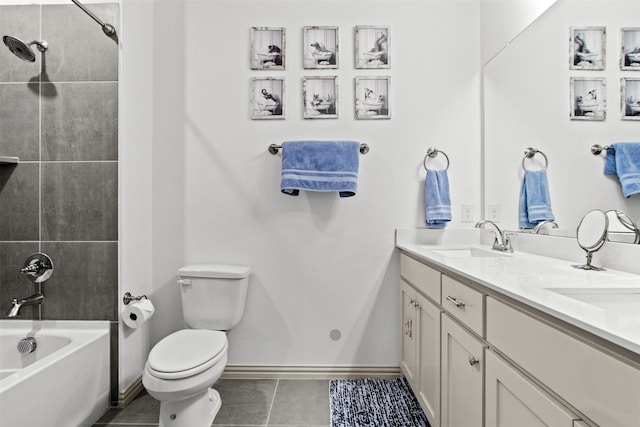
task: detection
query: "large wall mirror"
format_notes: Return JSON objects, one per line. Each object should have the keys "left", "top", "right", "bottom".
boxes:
{"left": 482, "top": 0, "right": 640, "bottom": 243}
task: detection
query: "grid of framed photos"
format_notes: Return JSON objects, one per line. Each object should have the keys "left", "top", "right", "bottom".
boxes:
{"left": 249, "top": 25, "right": 390, "bottom": 120}
{"left": 569, "top": 26, "right": 640, "bottom": 121}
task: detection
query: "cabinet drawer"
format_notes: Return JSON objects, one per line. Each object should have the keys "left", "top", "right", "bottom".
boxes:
{"left": 487, "top": 297, "right": 640, "bottom": 427}
{"left": 400, "top": 253, "right": 441, "bottom": 302}
{"left": 442, "top": 275, "right": 484, "bottom": 337}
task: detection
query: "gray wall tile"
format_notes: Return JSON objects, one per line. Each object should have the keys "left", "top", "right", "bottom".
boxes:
{"left": 42, "top": 162, "right": 118, "bottom": 241}
{"left": 42, "top": 4, "right": 119, "bottom": 82}
{"left": 0, "top": 83, "right": 40, "bottom": 160}
{"left": 0, "top": 163, "right": 40, "bottom": 241}
{"left": 0, "top": 5, "right": 42, "bottom": 83}
{"left": 40, "top": 241, "right": 117, "bottom": 320}
{"left": 0, "top": 242, "right": 40, "bottom": 319}
{"left": 42, "top": 82, "right": 118, "bottom": 161}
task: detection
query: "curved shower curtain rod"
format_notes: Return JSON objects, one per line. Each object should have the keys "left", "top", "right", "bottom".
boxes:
{"left": 71, "top": 0, "right": 116, "bottom": 37}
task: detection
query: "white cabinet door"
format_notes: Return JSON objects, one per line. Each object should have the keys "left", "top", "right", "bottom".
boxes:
{"left": 401, "top": 279, "right": 418, "bottom": 388}
{"left": 416, "top": 292, "right": 442, "bottom": 427}
{"left": 485, "top": 350, "right": 581, "bottom": 427}
{"left": 441, "top": 314, "right": 485, "bottom": 427}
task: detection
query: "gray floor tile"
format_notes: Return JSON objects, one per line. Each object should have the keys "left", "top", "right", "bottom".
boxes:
{"left": 213, "top": 379, "right": 278, "bottom": 426}
{"left": 267, "top": 380, "right": 330, "bottom": 426}
{"left": 94, "top": 390, "right": 160, "bottom": 424}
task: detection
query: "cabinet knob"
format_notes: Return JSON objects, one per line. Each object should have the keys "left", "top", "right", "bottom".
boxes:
{"left": 468, "top": 356, "right": 480, "bottom": 366}
{"left": 446, "top": 295, "right": 466, "bottom": 309}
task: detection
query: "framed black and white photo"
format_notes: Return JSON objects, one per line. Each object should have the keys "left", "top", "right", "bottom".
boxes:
{"left": 303, "top": 76, "right": 338, "bottom": 119}
{"left": 250, "top": 77, "right": 285, "bottom": 120}
{"left": 355, "top": 26, "right": 389, "bottom": 69}
{"left": 570, "top": 27, "right": 606, "bottom": 70}
{"left": 355, "top": 76, "right": 390, "bottom": 120}
{"left": 621, "top": 28, "right": 640, "bottom": 70}
{"left": 622, "top": 78, "right": 640, "bottom": 120}
{"left": 570, "top": 77, "right": 606, "bottom": 121}
{"left": 250, "top": 27, "right": 285, "bottom": 70}
{"left": 303, "top": 26, "right": 338, "bottom": 69}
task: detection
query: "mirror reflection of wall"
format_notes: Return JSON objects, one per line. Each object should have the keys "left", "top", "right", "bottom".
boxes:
{"left": 483, "top": 0, "right": 640, "bottom": 239}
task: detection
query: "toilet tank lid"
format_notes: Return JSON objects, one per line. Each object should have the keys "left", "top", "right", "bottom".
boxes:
{"left": 178, "top": 264, "right": 251, "bottom": 279}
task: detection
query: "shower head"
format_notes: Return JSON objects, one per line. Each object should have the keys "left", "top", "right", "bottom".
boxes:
{"left": 3, "top": 35, "right": 48, "bottom": 62}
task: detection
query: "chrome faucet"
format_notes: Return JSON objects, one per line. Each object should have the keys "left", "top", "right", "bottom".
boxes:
{"left": 6, "top": 292, "right": 44, "bottom": 318}
{"left": 475, "top": 220, "right": 513, "bottom": 252}
{"left": 532, "top": 220, "right": 558, "bottom": 234}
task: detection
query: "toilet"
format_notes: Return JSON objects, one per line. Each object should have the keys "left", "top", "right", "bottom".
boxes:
{"left": 142, "top": 264, "right": 250, "bottom": 427}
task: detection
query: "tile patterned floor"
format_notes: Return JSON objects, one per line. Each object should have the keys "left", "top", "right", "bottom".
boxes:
{"left": 93, "top": 379, "right": 330, "bottom": 427}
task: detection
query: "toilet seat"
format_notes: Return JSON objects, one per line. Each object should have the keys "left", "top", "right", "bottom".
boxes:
{"left": 147, "top": 329, "right": 227, "bottom": 380}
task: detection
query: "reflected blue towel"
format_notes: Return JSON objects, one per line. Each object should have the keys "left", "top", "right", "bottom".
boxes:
{"left": 603, "top": 142, "right": 640, "bottom": 197}
{"left": 425, "top": 169, "right": 451, "bottom": 228}
{"left": 280, "top": 140, "right": 360, "bottom": 197}
{"left": 519, "top": 170, "right": 555, "bottom": 229}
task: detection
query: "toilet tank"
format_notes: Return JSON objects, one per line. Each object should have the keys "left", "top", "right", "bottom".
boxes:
{"left": 178, "top": 264, "right": 251, "bottom": 330}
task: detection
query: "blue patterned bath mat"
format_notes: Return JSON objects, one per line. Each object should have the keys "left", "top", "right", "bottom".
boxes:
{"left": 329, "top": 378, "right": 430, "bottom": 427}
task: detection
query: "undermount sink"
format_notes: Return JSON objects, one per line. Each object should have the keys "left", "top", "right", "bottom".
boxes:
{"left": 431, "top": 247, "right": 510, "bottom": 258}
{"left": 547, "top": 288, "right": 640, "bottom": 316}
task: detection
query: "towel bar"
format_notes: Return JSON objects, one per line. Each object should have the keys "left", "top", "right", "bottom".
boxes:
{"left": 522, "top": 147, "right": 548, "bottom": 170}
{"left": 423, "top": 147, "right": 450, "bottom": 171}
{"left": 591, "top": 144, "right": 611, "bottom": 155}
{"left": 268, "top": 143, "right": 369, "bottom": 155}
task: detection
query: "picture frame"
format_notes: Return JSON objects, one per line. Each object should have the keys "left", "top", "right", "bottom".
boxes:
{"left": 570, "top": 27, "right": 606, "bottom": 70}
{"left": 355, "top": 76, "right": 390, "bottom": 120}
{"left": 621, "top": 27, "right": 640, "bottom": 70}
{"left": 250, "top": 27, "right": 285, "bottom": 70}
{"left": 355, "top": 26, "right": 389, "bottom": 69}
{"left": 303, "top": 26, "right": 338, "bottom": 69}
{"left": 621, "top": 77, "right": 640, "bottom": 120}
{"left": 570, "top": 77, "right": 606, "bottom": 121}
{"left": 250, "top": 77, "right": 285, "bottom": 120}
{"left": 303, "top": 76, "right": 338, "bottom": 119}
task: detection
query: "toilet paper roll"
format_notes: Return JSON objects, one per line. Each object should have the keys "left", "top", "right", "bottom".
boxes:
{"left": 123, "top": 299, "right": 155, "bottom": 329}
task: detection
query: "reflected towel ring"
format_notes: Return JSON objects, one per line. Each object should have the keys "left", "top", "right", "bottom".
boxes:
{"left": 522, "top": 147, "right": 548, "bottom": 171}
{"left": 423, "top": 147, "right": 450, "bottom": 171}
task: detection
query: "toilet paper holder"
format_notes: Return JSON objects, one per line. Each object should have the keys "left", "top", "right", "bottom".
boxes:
{"left": 123, "top": 292, "right": 148, "bottom": 305}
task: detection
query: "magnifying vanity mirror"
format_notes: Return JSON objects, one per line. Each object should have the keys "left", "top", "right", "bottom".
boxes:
{"left": 606, "top": 209, "right": 640, "bottom": 244}
{"left": 572, "top": 210, "right": 608, "bottom": 271}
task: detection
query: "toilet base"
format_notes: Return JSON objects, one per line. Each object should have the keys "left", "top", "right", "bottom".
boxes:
{"left": 158, "top": 387, "right": 221, "bottom": 427}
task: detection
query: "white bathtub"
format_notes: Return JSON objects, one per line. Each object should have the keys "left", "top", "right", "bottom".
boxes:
{"left": 0, "top": 320, "right": 110, "bottom": 427}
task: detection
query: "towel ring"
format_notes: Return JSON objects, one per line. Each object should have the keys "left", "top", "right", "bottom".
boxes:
{"left": 522, "top": 147, "right": 548, "bottom": 171}
{"left": 423, "top": 147, "right": 450, "bottom": 171}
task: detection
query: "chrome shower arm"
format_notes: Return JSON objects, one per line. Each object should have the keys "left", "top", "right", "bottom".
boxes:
{"left": 71, "top": 0, "right": 116, "bottom": 37}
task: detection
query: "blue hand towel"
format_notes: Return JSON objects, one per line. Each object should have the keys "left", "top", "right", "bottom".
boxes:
{"left": 280, "top": 141, "right": 360, "bottom": 197}
{"left": 519, "top": 170, "right": 555, "bottom": 229}
{"left": 603, "top": 142, "right": 640, "bottom": 197}
{"left": 425, "top": 169, "right": 451, "bottom": 228}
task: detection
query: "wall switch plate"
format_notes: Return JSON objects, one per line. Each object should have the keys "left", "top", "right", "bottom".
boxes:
{"left": 461, "top": 204, "right": 474, "bottom": 223}
{"left": 488, "top": 203, "right": 501, "bottom": 222}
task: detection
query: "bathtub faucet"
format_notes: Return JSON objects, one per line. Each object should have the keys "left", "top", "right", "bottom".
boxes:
{"left": 5, "top": 292, "right": 44, "bottom": 318}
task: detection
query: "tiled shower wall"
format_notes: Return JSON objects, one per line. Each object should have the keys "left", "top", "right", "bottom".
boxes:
{"left": 0, "top": 3, "right": 119, "bottom": 399}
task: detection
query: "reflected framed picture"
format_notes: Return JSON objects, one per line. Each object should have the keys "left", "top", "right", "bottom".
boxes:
{"left": 621, "top": 28, "right": 640, "bottom": 70}
{"left": 250, "top": 77, "right": 285, "bottom": 120}
{"left": 303, "top": 26, "right": 338, "bottom": 69}
{"left": 250, "top": 27, "right": 285, "bottom": 70}
{"left": 570, "top": 26, "right": 606, "bottom": 70}
{"left": 570, "top": 77, "right": 606, "bottom": 121}
{"left": 355, "top": 25, "right": 389, "bottom": 69}
{"left": 355, "top": 76, "right": 390, "bottom": 120}
{"left": 622, "top": 77, "right": 640, "bottom": 120}
{"left": 303, "top": 76, "right": 338, "bottom": 119}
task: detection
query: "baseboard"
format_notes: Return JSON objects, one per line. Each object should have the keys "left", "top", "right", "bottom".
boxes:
{"left": 221, "top": 364, "right": 402, "bottom": 380}
{"left": 115, "top": 375, "right": 144, "bottom": 408}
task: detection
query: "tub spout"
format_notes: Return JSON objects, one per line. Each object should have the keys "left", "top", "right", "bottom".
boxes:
{"left": 5, "top": 292, "right": 44, "bottom": 318}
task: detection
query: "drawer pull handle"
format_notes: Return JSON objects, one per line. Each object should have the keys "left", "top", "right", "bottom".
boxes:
{"left": 469, "top": 356, "right": 480, "bottom": 366}
{"left": 446, "top": 295, "right": 466, "bottom": 308}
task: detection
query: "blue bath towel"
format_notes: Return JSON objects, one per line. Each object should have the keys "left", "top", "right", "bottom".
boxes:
{"left": 425, "top": 169, "right": 451, "bottom": 228}
{"left": 603, "top": 142, "right": 640, "bottom": 197}
{"left": 280, "top": 141, "right": 360, "bottom": 197}
{"left": 519, "top": 170, "right": 555, "bottom": 229}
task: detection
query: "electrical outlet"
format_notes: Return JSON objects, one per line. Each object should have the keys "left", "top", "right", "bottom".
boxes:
{"left": 461, "top": 204, "right": 474, "bottom": 223}
{"left": 488, "top": 203, "right": 501, "bottom": 222}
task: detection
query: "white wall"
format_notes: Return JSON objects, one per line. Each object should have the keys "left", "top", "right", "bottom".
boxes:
{"left": 484, "top": 0, "right": 640, "bottom": 233}
{"left": 137, "top": 0, "right": 482, "bottom": 369}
